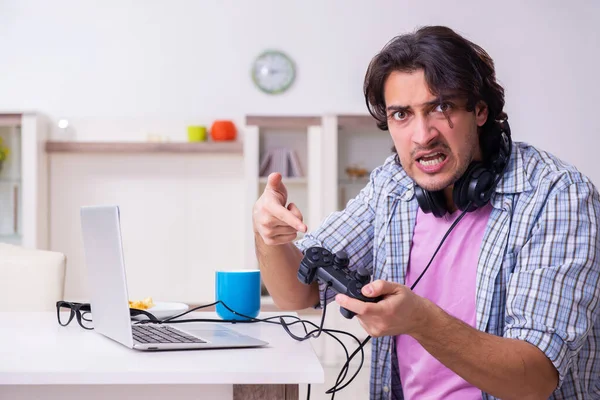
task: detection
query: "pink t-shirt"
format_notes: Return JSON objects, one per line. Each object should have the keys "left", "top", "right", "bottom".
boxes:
{"left": 396, "top": 203, "right": 493, "bottom": 399}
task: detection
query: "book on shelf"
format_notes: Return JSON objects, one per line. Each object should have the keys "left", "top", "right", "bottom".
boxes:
{"left": 0, "top": 182, "right": 18, "bottom": 236}
{"left": 259, "top": 148, "right": 303, "bottom": 178}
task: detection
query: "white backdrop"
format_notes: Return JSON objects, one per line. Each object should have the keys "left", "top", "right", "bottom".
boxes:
{"left": 1, "top": 0, "right": 598, "bottom": 302}
{"left": 1, "top": 0, "right": 599, "bottom": 179}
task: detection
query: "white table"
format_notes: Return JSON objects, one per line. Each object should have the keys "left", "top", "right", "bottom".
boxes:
{"left": 0, "top": 311, "right": 324, "bottom": 400}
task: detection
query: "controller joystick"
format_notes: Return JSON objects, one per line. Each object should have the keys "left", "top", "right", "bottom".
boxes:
{"left": 355, "top": 266, "right": 371, "bottom": 285}
{"left": 333, "top": 251, "right": 349, "bottom": 269}
{"left": 297, "top": 246, "right": 382, "bottom": 319}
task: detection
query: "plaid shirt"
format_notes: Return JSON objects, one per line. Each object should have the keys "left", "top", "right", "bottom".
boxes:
{"left": 295, "top": 141, "right": 600, "bottom": 399}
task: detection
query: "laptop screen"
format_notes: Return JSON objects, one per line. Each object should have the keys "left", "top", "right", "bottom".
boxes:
{"left": 80, "top": 205, "right": 134, "bottom": 348}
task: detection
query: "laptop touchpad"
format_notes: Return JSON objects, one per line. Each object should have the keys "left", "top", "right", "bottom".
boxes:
{"left": 180, "top": 327, "right": 241, "bottom": 340}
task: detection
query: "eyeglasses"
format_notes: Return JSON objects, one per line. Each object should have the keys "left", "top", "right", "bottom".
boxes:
{"left": 55, "top": 301, "right": 162, "bottom": 330}
{"left": 56, "top": 301, "right": 94, "bottom": 330}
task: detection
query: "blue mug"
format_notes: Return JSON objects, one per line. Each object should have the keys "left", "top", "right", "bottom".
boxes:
{"left": 215, "top": 269, "right": 261, "bottom": 321}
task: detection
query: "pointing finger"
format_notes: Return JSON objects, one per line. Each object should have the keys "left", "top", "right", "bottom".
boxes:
{"left": 287, "top": 203, "right": 307, "bottom": 232}
{"left": 271, "top": 203, "right": 307, "bottom": 233}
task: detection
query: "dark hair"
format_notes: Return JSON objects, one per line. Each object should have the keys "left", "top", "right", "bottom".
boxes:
{"left": 364, "top": 25, "right": 508, "bottom": 163}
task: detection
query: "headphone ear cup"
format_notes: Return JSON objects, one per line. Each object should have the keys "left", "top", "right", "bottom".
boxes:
{"left": 452, "top": 166, "right": 473, "bottom": 212}
{"left": 415, "top": 184, "right": 447, "bottom": 218}
{"left": 453, "top": 162, "right": 495, "bottom": 211}
{"left": 471, "top": 168, "right": 496, "bottom": 206}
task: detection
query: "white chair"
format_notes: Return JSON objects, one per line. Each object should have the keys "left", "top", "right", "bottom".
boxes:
{"left": 0, "top": 243, "right": 66, "bottom": 311}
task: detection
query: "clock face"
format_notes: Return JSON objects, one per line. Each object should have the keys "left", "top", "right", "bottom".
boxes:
{"left": 251, "top": 50, "right": 296, "bottom": 95}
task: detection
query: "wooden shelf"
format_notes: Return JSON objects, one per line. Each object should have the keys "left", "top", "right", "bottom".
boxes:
{"left": 259, "top": 176, "right": 307, "bottom": 184}
{"left": 245, "top": 114, "right": 379, "bottom": 130}
{"left": 337, "top": 114, "right": 380, "bottom": 130}
{"left": 0, "top": 114, "right": 22, "bottom": 127}
{"left": 339, "top": 177, "right": 369, "bottom": 185}
{"left": 45, "top": 141, "right": 244, "bottom": 154}
{"left": 245, "top": 115, "right": 321, "bottom": 129}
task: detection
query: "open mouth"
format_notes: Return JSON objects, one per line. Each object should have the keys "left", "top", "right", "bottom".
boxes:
{"left": 417, "top": 152, "right": 447, "bottom": 166}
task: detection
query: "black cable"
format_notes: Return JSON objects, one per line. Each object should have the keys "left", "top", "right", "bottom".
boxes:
{"left": 409, "top": 204, "right": 471, "bottom": 291}
{"left": 131, "top": 205, "right": 472, "bottom": 399}
{"left": 326, "top": 336, "right": 370, "bottom": 395}
{"left": 133, "top": 283, "right": 364, "bottom": 400}
{"left": 324, "top": 202, "right": 473, "bottom": 398}
{"left": 280, "top": 282, "right": 331, "bottom": 341}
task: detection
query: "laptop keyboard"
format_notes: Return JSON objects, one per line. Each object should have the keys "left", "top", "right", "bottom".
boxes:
{"left": 132, "top": 325, "right": 206, "bottom": 344}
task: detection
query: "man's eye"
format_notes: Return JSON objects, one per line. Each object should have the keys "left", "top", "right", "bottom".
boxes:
{"left": 434, "top": 103, "right": 451, "bottom": 113}
{"left": 392, "top": 111, "right": 406, "bottom": 121}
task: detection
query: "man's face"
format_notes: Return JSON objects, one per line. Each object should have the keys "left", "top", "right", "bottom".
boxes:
{"left": 384, "top": 69, "right": 488, "bottom": 192}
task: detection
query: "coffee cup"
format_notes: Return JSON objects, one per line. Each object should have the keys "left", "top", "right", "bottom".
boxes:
{"left": 215, "top": 269, "right": 261, "bottom": 321}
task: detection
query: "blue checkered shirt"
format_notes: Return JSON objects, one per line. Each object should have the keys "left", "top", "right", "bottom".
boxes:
{"left": 295, "top": 141, "right": 600, "bottom": 399}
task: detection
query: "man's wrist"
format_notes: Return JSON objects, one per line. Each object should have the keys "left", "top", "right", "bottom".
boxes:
{"left": 408, "top": 296, "right": 445, "bottom": 340}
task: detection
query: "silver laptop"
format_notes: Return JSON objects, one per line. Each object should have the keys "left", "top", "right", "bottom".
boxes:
{"left": 80, "top": 205, "right": 268, "bottom": 351}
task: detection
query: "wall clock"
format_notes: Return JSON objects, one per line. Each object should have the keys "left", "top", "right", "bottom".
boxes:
{"left": 251, "top": 50, "right": 296, "bottom": 95}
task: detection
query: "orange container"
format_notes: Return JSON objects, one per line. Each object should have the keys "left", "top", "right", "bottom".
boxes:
{"left": 210, "top": 120, "right": 237, "bottom": 141}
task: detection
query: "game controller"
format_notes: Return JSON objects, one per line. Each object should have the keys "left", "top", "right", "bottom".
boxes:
{"left": 298, "top": 246, "right": 382, "bottom": 319}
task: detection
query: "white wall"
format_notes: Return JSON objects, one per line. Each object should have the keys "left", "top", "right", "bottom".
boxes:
{"left": 1, "top": 0, "right": 599, "bottom": 301}
{"left": 49, "top": 152, "right": 245, "bottom": 303}
{"left": 1, "top": 1, "right": 599, "bottom": 170}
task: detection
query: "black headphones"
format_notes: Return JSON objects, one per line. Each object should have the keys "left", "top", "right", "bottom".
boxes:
{"left": 414, "top": 120, "right": 512, "bottom": 218}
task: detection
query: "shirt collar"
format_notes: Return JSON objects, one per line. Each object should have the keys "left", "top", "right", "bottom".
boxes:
{"left": 494, "top": 140, "right": 532, "bottom": 194}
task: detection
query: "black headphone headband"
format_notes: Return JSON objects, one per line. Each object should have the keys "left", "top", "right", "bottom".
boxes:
{"left": 414, "top": 120, "right": 512, "bottom": 218}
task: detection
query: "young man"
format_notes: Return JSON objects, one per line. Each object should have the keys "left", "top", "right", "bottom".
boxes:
{"left": 252, "top": 26, "right": 600, "bottom": 400}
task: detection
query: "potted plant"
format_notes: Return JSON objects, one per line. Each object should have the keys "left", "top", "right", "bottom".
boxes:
{"left": 0, "top": 137, "right": 9, "bottom": 173}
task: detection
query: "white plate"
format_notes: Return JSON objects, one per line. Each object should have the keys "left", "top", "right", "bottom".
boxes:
{"left": 130, "top": 301, "right": 190, "bottom": 321}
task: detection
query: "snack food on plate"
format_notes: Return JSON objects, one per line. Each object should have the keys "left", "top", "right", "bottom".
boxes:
{"left": 128, "top": 297, "right": 154, "bottom": 310}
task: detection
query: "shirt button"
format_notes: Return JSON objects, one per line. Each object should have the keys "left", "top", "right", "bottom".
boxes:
{"left": 401, "top": 189, "right": 414, "bottom": 201}
{"left": 383, "top": 386, "right": 389, "bottom": 393}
